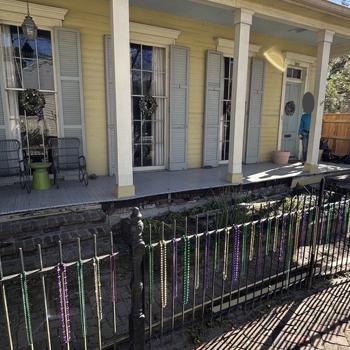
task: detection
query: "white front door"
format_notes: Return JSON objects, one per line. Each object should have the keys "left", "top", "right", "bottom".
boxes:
{"left": 281, "top": 81, "right": 303, "bottom": 158}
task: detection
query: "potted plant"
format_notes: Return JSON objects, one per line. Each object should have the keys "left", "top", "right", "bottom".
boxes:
{"left": 273, "top": 150, "right": 290, "bottom": 166}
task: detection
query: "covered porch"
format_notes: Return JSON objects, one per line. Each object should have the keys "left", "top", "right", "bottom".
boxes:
{"left": 1, "top": 161, "right": 349, "bottom": 215}
{"left": 108, "top": 0, "right": 350, "bottom": 198}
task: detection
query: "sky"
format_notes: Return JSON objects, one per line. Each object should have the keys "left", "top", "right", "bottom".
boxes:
{"left": 329, "top": 0, "right": 348, "bottom": 5}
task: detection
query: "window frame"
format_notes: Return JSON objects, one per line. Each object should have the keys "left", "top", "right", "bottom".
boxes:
{"left": 130, "top": 39, "right": 169, "bottom": 172}
{"left": 0, "top": 22, "right": 60, "bottom": 150}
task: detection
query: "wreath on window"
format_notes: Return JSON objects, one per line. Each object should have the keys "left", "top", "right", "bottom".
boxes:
{"left": 284, "top": 101, "right": 296, "bottom": 116}
{"left": 139, "top": 95, "right": 158, "bottom": 118}
{"left": 20, "top": 89, "right": 46, "bottom": 121}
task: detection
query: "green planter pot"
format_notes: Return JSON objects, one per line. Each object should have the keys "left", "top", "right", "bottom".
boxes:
{"left": 30, "top": 162, "right": 51, "bottom": 190}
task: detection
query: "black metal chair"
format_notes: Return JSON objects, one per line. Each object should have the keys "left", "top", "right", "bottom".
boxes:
{"left": 48, "top": 137, "right": 88, "bottom": 187}
{"left": 0, "top": 139, "right": 31, "bottom": 193}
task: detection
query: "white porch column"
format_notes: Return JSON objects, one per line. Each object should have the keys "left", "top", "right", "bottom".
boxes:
{"left": 227, "top": 8, "right": 254, "bottom": 183}
{"left": 111, "top": 0, "right": 135, "bottom": 197}
{"left": 304, "top": 30, "right": 334, "bottom": 173}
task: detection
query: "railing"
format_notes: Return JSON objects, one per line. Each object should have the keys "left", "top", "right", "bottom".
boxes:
{"left": 1, "top": 179, "right": 350, "bottom": 349}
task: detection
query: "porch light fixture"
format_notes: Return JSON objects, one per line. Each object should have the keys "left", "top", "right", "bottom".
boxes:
{"left": 22, "top": 0, "right": 38, "bottom": 40}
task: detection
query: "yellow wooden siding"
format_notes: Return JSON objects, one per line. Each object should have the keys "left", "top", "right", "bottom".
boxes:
{"left": 34, "top": 0, "right": 320, "bottom": 173}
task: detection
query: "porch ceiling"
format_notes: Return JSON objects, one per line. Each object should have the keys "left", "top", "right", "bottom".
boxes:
{"left": 130, "top": 0, "right": 349, "bottom": 48}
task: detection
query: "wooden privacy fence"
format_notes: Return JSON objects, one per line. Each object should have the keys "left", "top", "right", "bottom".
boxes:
{"left": 322, "top": 113, "right": 350, "bottom": 155}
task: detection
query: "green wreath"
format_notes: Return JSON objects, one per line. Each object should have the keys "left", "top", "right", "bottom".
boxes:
{"left": 20, "top": 89, "right": 46, "bottom": 116}
{"left": 139, "top": 95, "right": 158, "bottom": 119}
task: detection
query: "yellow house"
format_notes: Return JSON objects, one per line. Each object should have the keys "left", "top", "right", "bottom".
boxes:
{"left": 1, "top": 0, "right": 350, "bottom": 198}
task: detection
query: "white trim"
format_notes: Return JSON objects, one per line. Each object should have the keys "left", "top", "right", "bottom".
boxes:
{"left": 277, "top": 51, "right": 316, "bottom": 150}
{"left": 0, "top": 0, "right": 67, "bottom": 28}
{"left": 284, "top": 52, "right": 316, "bottom": 66}
{"left": 216, "top": 38, "right": 261, "bottom": 57}
{"left": 130, "top": 22, "right": 181, "bottom": 46}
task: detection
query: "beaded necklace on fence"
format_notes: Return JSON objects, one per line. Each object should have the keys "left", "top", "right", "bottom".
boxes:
{"left": 249, "top": 223, "right": 255, "bottom": 261}
{"left": 241, "top": 225, "right": 247, "bottom": 275}
{"left": 343, "top": 202, "right": 349, "bottom": 234}
{"left": 77, "top": 261, "right": 87, "bottom": 339}
{"left": 336, "top": 206, "right": 344, "bottom": 240}
{"left": 182, "top": 235, "right": 190, "bottom": 305}
{"left": 160, "top": 240, "right": 167, "bottom": 308}
{"left": 231, "top": 225, "right": 240, "bottom": 283}
{"left": 172, "top": 238, "right": 178, "bottom": 298}
{"left": 326, "top": 205, "right": 333, "bottom": 244}
{"left": 57, "top": 263, "right": 71, "bottom": 344}
{"left": 279, "top": 215, "right": 287, "bottom": 261}
{"left": 273, "top": 217, "right": 279, "bottom": 253}
{"left": 149, "top": 245, "right": 154, "bottom": 303}
{"left": 93, "top": 257, "right": 103, "bottom": 322}
{"left": 293, "top": 213, "right": 301, "bottom": 261}
{"left": 266, "top": 218, "right": 272, "bottom": 256}
{"left": 318, "top": 210, "right": 325, "bottom": 244}
{"left": 20, "top": 272, "right": 33, "bottom": 347}
{"left": 194, "top": 234, "right": 200, "bottom": 290}
{"left": 300, "top": 212, "right": 308, "bottom": 246}
{"left": 110, "top": 253, "right": 117, "bottom": 307}
{"left": 258, "top": 222, "right": 263, "bottom": 276}
{"left": 203, "top": 231, "right": 210, "bottom": 290}
{"left": 223, "top": 228, "right": 230, "bottom": 280}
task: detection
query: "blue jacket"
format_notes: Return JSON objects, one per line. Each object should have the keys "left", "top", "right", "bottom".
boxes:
{"left": 299, "top": 112, "right": 311, "bottom": 136}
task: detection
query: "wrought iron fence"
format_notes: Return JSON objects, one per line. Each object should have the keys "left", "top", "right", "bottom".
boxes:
{"left": 1, "top": 179, "right": 350, "bottom": 350}
{"left": 144, "top": 179, "right": 350, "bottom": 344}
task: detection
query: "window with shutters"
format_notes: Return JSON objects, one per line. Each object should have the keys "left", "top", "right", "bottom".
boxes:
{"left": 220, "top": 56, "right": 233, "bottom": 161}
{"left": 1, "top": 25, "right": 57, "bottom": 162}
{"left": 130, "top": 43, "right": 167, "bottom": 169}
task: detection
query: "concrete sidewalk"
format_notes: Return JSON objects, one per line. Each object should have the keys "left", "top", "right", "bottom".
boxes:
{"left": 149, "top": 275, "right": 350, "bottom": 350}
{"left": 198, "top": 277, "right": 350, "bottom": 350}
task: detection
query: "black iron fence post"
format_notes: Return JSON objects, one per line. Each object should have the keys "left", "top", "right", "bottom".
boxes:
{"left": 308, "top": 178, "right": 325, "bottom": 288}
{"left": 128, "top": 207, "right": 146, "bottom": 350}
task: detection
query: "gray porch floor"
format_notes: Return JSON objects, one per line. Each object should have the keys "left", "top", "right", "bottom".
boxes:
{"left": 1, "top": 162, "right": 349, "bottom": 215}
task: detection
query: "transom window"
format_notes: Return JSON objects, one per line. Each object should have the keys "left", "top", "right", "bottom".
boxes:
{"left": 287, "top": 67, "right": 302, "bottom": 80}
{"left": 220, "top": 57, "right": 234, "bottom": 161}
{"left": 130, "top": 43, "right": 166, "bottom": 168}
{"left": 1, "top": 25, "right": 57, "bottom": 162}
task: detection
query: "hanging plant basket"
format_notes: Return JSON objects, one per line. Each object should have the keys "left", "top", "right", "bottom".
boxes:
{"left": 19, "top": 88, "right": 46, "bottom": 120}
{"left": 139, "top": 95, "right": 158, "bottom": 119}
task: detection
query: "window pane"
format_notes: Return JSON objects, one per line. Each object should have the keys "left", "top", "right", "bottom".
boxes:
{"left": 37, "top": 30, "right": 52, "bottom": 59}
{"left": 142, "top": 45, "right": 153, "bottom": 71}
{"left": 130, "top": 43, "right": 141, "bottom": 69}
{"left": 132, "top": 70, "right": 141, "bottom": 95}
{"left": 153, "top": 73, "right": 165, "bottom": 97}
{"left": 224, "top": 57, "right": 230, "bottom": 79}
{"left": 10, "top": 26, "right": 20, "bottom": 57}
{"left": 133, "top": 121, "right": 141, "bottom": 143}
{"left": 20, "top": 35, "right": 37, "bottom": 59}
{"left": 143, "top": 72, "right": 153, "bottom": 96}
{"left": 142, "top": 121, "right": 152, "bottom": 140}
{"left": 133, "top": 144, "right": 142, "bottom": 167}
{"left": 22, "top": 59, "right": 39, "bottom": 89}
{"left": 132, "top": 97, "right": 141, "bottom": 120}
{"left": 39, "top": 59, "right": 54, "bottom": 90}
{"left": 142, "top": 144, "right": 153, "bottom": 166}
{"left": 224, "top": 79, "right": 229, "bottom": 100}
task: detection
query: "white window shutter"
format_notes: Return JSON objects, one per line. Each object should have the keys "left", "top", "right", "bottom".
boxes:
{"left": 203, "top": 50, "right": 223, "bottom": 167}
{"left": 245, "top": 57, "right": 265, "bottom": 164}
{"left": 104, "top": 35, "right": 117, "bottom": 176}
{"left": 54, "top": 27, "right": 86, "bottom": 155}
{"left": 169, "top": 46, "right": 189, "bottom": 170}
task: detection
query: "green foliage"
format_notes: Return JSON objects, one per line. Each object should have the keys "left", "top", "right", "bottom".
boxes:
{"left": 325, "top": 55, "right": 350, "bottom": 113}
